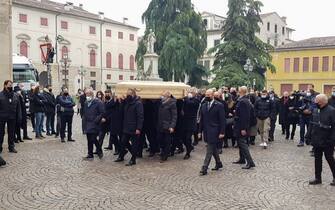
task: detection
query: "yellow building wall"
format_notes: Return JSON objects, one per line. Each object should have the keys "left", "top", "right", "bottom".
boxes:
{"left": 266, "top": 48, "right": 335, "bottom": 95}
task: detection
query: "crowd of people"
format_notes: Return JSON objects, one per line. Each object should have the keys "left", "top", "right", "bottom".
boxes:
{"left": 0, "top": 80, "right": 334, "bottom": 186}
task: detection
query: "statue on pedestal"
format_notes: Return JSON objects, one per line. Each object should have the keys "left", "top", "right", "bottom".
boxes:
{"left": 146, "top": 29, "right": 156, "bottom": 54}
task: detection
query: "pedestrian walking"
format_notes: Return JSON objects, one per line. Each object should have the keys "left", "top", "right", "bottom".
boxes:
{"left": 58, "top": 88, "right": 75, "bottom": 143}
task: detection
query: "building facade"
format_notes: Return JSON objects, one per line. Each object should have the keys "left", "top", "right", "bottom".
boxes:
{"left": 12, "top": 0, "right": 139, "bottom": 92}
{"left": 266, "top": 36, "right": 335, "bottom": 96}
{"left": 199, "top": 11, "right": 294, "bottom": 83}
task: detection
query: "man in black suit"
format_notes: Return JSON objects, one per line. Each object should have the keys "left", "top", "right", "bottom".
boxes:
{"left": 233, "top": 86, "right": 255, "bottom": 169}
{"left": 198, "top": 89, "right": 226, "bottom": 176}
{"left": 115, "top": 89, "right": 144, "bottom": 166}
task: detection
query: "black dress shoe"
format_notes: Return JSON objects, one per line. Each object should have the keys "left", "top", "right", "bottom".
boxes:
{"left": 223, "top": 145, "right": 229, "bottom": 148}
{"left": 61, "top": 139, "right": 66, "bottom": 143}
{"left": 114, "top": 157, "right": 124, "bottom": 162}
{"left": 23, "top": 137, "right": 32, "bottom": 140}
{"left": 19, "top": 139, "right": 24, "bottom": 143}
{"left": 93, "top": 151, "right": 98, "bottom": 155}
{"left": 233, "top": 160, "right": 246, "bottom": 164}
{"left": 125, "top": 160, "right": 136, "bottom": 166}
{"left": 212, "top": 162, "right": 223, "bottom": 171}
{"left": 309, "top": 179, "right": 322, "bottom": 185}
{"left": 199, "top": 170, "right": 208, "bottom": 176}
{"left": 0, "top": 156, "right": 6, "bottom": 166}
{"left": 98, "top": 152, "right": 103, "bottom": 159}
{"left": 218, "top": 149, "right": 223, "bottom": 154}
{"left": 68, "top": 139, "right": 75, "bottom": 142}
{"left": 242, "top": 164, "right": 255, "bottom": 169}
{"left": 9, "top": 149, "right": 18, "bottom": 153}
{"left": 46, "top": 133, "right": 52, "bottom": 136}
{"left": 40, "top": 135, "right": 45, "bottom": 138}
{"left": 330, "top": 179, "right": 335, "bottom": 186}
{"left": 104, "top": 147, "right": 113, "bottom": 150}
{"left": 183, "top": 154, "right": 190, "bottom": 160}
{"left": 83, "top": 156, "right": 94, "bottom": 161}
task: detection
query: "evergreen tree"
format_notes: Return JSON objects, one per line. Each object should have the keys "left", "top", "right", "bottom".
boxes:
{"left": 210, "top": 0, "right": 275, "bottom": 89}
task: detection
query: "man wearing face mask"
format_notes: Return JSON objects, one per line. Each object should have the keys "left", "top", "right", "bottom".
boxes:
{"left": 198, "top": 89, "right": 225, "bottom": 176}
{"left": 156, "top": 91, "right": 177, "bottom": 162}
{"left": 43, "top": 85, "right": 56, "bottom": 136}
{"left": 268, "top": 91, "right": 280, "bottom": 142}
{"left": 254, "top": 90, "right": 275, "bottom": 149}
{"left": 58, "top": 88, "right": 75, "bottom": 143}
{"left": 297, "top": 91, "right": 313, "bottom": 147}
{"left": 0, "top": 80, "right": 21, "bottom": 153}
{"left": 305, "top": 94, "right": 335, "bottom": 186}
{"left": 328, "top": 87, "right": 335, "bottom": 108}
{"left": 115, "top": 89, "right": 144, "bottom": 166}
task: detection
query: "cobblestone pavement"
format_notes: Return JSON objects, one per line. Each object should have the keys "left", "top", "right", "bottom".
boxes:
{"left": 1, "top": 115, "right": 335, "bottom": 210}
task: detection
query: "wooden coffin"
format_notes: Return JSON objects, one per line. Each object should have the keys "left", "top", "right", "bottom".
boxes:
{"left": 115, "top": 81, "right": 191, "bottom": 99}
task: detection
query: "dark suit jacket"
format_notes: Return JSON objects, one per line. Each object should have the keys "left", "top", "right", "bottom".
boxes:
{"left": 234, "top": 96, "right": 251, "bottom": 138}
{"left": 199, "top": 100, "right": 226, "bottom": 144}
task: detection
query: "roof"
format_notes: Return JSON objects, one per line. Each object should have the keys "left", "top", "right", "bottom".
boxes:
{"left": 260, "top": 12, "right": 277, "bottom": 19}
{"left": 276, "top": 36, "right": 335, "bottom": 51}
{"left": 13, "top": 0, "right": 139, "bottom": 30}
{"left": 201, "top": 11, "right": 226, "bottom": 20}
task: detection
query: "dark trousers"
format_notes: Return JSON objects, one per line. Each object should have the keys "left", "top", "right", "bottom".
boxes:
{"left": 269, "top": 116, "right": 277, "bottom": 140}
{"left": 285, "top": 123, "right": 296, "bottom": 139}
{"left": 119, "top": 133, "right": 140, "bottom": 161}
{"left": 108, "top": 134, "right": 121, "bottom": 152}
{"left": 60, "top": 114, "right": 73, "bottom": 140}
{"left": 314, "top": 146, "right": 335, "bottom": 180}
{"left": 15, "top": 122, "right": 22, "bottom": 141}
{"left": 98, "top": 130, "right": 108, "bottom": 152}
{"left": 22, "top": 119, "right": 28, "bottom": 138}
{"left": 0, "top": 119, "right": 16, "bottom": 152}
{"left": 183, "top": 130, "right": 194, "bottom": 155}
{"left": 56, "top": 113, "right": 61, "bottom": 136}
{"left": 30, "top": 112, "right": 35, "bottom": 130}
{"left": 299, "top": 117, "right": 310, "bottom": 143}
{"left": 157, "top": 132, "right": 173, "bottom": 159}
{"left": 144, "top": 128, "right": 158, "bottom": 154}
{"left": 171, "top": 133, "right": 183, "bottom": 154}
{"left": 237, "top": 137, "right": 255, "bottom": 165}
{"left": 86, "top": 133, "right": 100, "bottom": 157}
{"left": 202, "top": 143, "right": 221, "bottom": 171}
{"left": 46, "top": 113, "right": 55, "bottom": 134}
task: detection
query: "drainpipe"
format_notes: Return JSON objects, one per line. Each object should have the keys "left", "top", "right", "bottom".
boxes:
{"left": 100, "top": 21, "right": 104, "bottom": 90}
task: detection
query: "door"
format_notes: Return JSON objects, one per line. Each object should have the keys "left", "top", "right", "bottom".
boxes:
{"left": 281, "top": 84, "right": 293, "bottom": 96}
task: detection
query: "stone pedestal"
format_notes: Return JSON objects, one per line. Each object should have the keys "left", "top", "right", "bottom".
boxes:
{"left": 0, "top": 0, "right": 12, "bottom": 85}
{"left": 143, "top": 53, "right": 162, "bottom": 81}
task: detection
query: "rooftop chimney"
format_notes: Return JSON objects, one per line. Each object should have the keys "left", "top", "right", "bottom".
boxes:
{"left": 123, "top": 17, "right": 128, "bottom": 24}
{"left": 98, "top": 12, "right": 104, "bottom": 20}
{"left": 281, "top": 16, "right": 287, "bottom": 24}
{"left": 64, "top": 2, "right": 74, "bottom": 11}
{"left": 79, "top": 3, "right": 83, "bottom": 9}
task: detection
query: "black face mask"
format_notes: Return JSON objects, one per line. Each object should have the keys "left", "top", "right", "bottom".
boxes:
{"left": 316, "top": 104, "right": 321, "bottom": 109}
{"left": 126, "top": 95, "right": 133, "bottom": 101}
{"left": 105, "top": 96, "right": 111, "bottom": 101}
{"left": 48, "top": 89, "right": 52, "bottom": 92}
{"left": 205, "top": 97, "right": 211, "bottom": 102}
{"left": 64, "top": 92, "right": 69, "bottom": 96}
{"left": 6, "top": 87, "right": 13, "bottom": 92}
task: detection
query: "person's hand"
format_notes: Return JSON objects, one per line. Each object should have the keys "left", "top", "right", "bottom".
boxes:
{"left": 219, "top": 134, "right": 225, "bottom": 139}
{"left": 101, "top": 118, "right": 106, "bottom": 123}
{"left": 289, "top": 107, "right": 294, "bottom": 110}
{"left": 169, "top": 128, "right": 174, "bottom": 133}
{"left": 228, "top": 113, "right": 233, "bottom": 117}
{"left": 135, "top": 129, "right": 141, "bottom": 135}
{"left": 198, "top": 133, "right": 202, "bottom": 139}
{"left": 241, "top": 130, "right": 247, "bottom": 136}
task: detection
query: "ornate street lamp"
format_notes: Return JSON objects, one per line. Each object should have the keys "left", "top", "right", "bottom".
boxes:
{"left": 78, "top": 65, "right": 86, "bottom": 90}
{"left": 60, "top": 53, "right": 71, "bottom": 88}
{"left": 244, "top": 58, "right": 254, "bottom": 89}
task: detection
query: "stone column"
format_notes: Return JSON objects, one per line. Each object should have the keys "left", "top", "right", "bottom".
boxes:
{"left": 0, "top": 0, "right": 12, "bottom": 86}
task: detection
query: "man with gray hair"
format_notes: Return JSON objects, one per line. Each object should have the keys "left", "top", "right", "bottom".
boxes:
{"left": 306, "top": 94, "right": 335, "bottom": 186}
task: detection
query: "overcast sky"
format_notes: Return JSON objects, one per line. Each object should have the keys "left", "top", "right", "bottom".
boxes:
{"left": 54, "top": 0, "right": 333, "bottom": 41}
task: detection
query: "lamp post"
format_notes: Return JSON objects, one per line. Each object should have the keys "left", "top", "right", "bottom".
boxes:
{"left": 244, "top": 58, "right": 254, "bottom": 89}
{"left": 60, "top": 53, "right": 71, "bottom": 88}
{"left": 78, "top": 65, "right": 86, "bottom": 90}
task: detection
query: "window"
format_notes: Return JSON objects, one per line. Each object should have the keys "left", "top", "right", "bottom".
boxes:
{"left": 19, "top": 14, "right": 27, "bottom": 23}
{"left": 267, "top": 22, "right": 270, "bottom": 31}
{"left": 106, "top": 52, "right": 112, "bottom": 68}
{"left": 90, "top": 71, "right": 96, "bottom": 77}
{"left": 61, "top": 46, "right": 68, "bottom": 59}
{"left": 284, "top": 58, "right": 290, "bottom": 72}
{"left": 118, "top": 54, "right": 123, "bottom": 69}
{"left": 20, "top": 41, "right": 28, "bottom": 57}
{"left": 214, "top": 39, "right": 220, "bottom": 47}
{"left": 89, "top": 26, "right": 96, "bottom": 35}
{"left": 204, "top": 60, "right": 210, "bottom": 70}
{"left": 129, "top": 34, "right": 135, "bottom": 41}
{"left": 90, "top": 80, "right": 96, "bottom": 90}
{"left": 312, "top": 57, "right": 319, "bottom": 72}
{"left": 107, "top": 74, "right": 111, "bottom": 80}
{"left": 90, "top": 49, "right": 96, "bottom": 67}
{"left": 303, "top": 57, "right": 309, "bottom": 72}
{"left": 204, "top": 19, "right": 208, "bottom": 27}
{"left": 61, "top": 21, "right": 68, "bottom": 29}
{"left": 282, "top": 27, "right": 285, "bottom": 35}
{"left": 129, "top": 55, "right": 135, "bottom": 70}
{"left": 130, "top": 76, "right": 134, "bottom": 80}
{"left": 119, "top": 75, "right": 123, "bottom": 80}
{"left": 106, "top": 29, "right": 111, "bottom": 37}
{"left": 322, "top": 56, "right": 329, "bottom": 71}
{"left": 274, "top": 39, "right": 278, "bottom": 47}
{"left": 118, "top": 32, "right": 123, "bottom": 39}
{"left": 267, "top": 38, "right": 271, "bottom": 45}
{"left": 333, "top": 56, "right": 335, "bottom": 71}
{"left": 40, "top": 17, "right": 48, "bottom": 26}
{"left": 275, "top": 24, "right": 278, "bottom": 33}
{"left": 293, "top": 58, "right": 299, "bottom": 72}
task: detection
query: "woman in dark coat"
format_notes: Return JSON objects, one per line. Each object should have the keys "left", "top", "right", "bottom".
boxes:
{"left": 279, "top": 92, "right": 290, "bottom": 135}
{"left": 30, "top": 86, "right": 46, "bottom": 139}
{"left": 286, "top": 93, "right": 300, "bottom": 140}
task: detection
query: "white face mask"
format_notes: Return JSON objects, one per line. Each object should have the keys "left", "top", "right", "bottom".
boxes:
{"left": 332, "top": 92, "right": 335, "bottom": 97}
{"left": 86, "top": 96, "right": 92, "bottom": 102}
{"left": 290, "top": 96, "right": 294, "bottom": 100}
{"left": 306, "top": 92, "right": 311, "bottom": 97}
{"left": 187, "top": 93, "right": 193, "bottom": 98}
